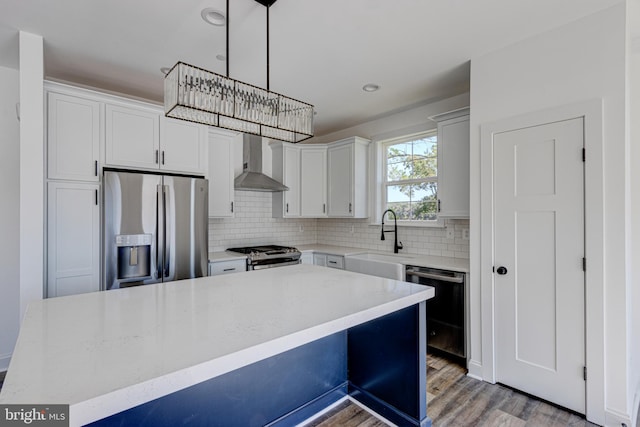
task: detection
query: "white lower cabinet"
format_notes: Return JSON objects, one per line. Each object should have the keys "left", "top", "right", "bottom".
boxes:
{"left": 209, "top": 259, "right": 247, "bottom": 276}
{"left": 300, "top": 252, "right": 314, "bottom": 265}
{"left": 313, "top": 253, "right": 327, "bottom": 267}
{"left": 313, "top": 253, "right": 345, "bottom": 269}
{"left": 47, "top": 182, "right": 100, "bottom": 297}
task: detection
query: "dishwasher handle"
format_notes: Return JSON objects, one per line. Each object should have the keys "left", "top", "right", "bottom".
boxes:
{"left": 406, "top": 269, "right": 464, "bottom": 283}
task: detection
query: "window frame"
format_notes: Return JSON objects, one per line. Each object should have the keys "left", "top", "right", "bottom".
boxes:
{"left": 380, "top": 130, "right": 443, "bottom": 227}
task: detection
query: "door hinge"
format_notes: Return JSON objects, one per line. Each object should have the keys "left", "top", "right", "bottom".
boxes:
{"left": 582, "top": 148, "right": 586, "bottom": 162}
{"left": 583, "top": 257, "right": 586, "bottom": 272}
{"left": 583, "top": 366, "right": 587, "bottom": 381}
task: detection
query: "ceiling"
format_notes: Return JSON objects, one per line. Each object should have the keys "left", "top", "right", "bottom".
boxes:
{"left": 0, "top": 0, "right": 622, "bottom": 138}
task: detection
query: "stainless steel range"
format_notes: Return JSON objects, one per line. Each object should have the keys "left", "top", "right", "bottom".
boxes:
{"left": 227, "top": 245, "right": 301, "bottom": 270}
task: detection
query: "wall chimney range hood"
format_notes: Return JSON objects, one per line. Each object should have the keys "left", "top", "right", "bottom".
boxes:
{"left": 234, "top": 135, "right": 289, "bottom": 192}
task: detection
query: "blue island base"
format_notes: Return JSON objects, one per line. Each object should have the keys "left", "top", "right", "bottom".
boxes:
{"left": 89, "top": 303, "right": 429, "bottom": 427}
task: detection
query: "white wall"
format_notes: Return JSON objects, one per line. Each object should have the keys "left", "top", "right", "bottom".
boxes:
{"left": 626, "top": 0, "right": 640, "bottom": 423}
{"left": 0, "top": 65, "right": 20, "bottom": 371}
{"left": 470, "top": 4, "right": 629, "bottom": 425}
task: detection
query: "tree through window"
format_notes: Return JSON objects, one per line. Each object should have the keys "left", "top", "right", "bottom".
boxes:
{"left": 384, "top": 132, "right": 438, "bottom": 221}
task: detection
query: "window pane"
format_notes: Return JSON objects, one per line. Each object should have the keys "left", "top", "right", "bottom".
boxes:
{"left": 387, "top": 183, "right": 438, "bottom": 221}
{"left": 386, "top": 136, "right": 437, "bottom": 182}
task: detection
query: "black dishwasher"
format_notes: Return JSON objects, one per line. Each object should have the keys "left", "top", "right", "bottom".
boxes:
{"left": 406, "top": 266, "right": 466, "bottom": 365}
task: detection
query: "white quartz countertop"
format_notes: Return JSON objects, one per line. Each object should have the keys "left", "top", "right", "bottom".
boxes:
{"left": 0, "top": 265, "right": 433, "bottom": 426}
{"left": 208, "top": 251, "right": 247, "bottom": 262}
{"left": 297, "top": 244, "right": 469, "bottom": 273}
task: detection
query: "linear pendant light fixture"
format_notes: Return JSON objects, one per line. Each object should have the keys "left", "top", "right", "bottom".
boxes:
{"left": 164, "top": 0, "right": 314, "bottom": 143}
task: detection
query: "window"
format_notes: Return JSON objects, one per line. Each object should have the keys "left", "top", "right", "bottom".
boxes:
{"left": 383, "top": 131, "right": 438, "bottom": 222}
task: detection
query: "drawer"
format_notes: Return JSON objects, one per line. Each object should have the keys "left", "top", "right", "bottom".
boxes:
{"left": 209, "top": 259, "right": 247, "bottom": 276}
{"left": 326, "top": 255, "right": 344, "bottom": 269}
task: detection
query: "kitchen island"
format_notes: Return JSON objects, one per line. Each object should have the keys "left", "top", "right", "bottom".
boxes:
{"left": 0, "top": 265, "right": 434, "bottom": 427}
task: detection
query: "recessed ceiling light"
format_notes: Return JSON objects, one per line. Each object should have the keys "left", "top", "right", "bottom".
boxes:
{"left": 216, "top": 54, "right": 226, "bottom": 61}
{"left": 160, "top": 67, "right": 171, "bottom": 75}
{"left": 362, "top": 83, "right": 380, "bottom": 92}
{"left": 201, "top": 8, "right": 226, "bottom": 26}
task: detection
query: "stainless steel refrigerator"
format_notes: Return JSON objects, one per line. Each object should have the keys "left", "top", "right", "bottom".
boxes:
{"left": 103, "top": 170, "right": 208, "bottom": 290}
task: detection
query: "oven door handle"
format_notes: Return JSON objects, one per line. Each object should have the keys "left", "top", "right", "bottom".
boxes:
{"left": 251, "top": 260, "right": 301, "bottom": 270}
{"left": 405, "top": 269, "right": 464, "bottom": 283}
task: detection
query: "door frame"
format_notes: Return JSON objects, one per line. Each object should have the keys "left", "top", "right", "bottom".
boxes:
{"left": 479, "top": 99, "right": 604, "bottom": 423}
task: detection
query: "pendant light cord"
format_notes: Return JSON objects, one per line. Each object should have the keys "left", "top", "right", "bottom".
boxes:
{"left": 266, "top": 5, "right": 270, "bottom": 91}
{"left": 226, "top": 0, "right": 229, "bottom": 78}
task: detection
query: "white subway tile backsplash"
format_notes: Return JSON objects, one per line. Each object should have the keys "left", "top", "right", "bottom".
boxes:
{"left": 208, "top": 191, "right": 469, "bottom": 259}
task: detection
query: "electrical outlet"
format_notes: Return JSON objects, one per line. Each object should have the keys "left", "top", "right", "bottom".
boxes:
{"left": 462, "top": 228, "right": 470, "bottom": 240}
{"left": 299, "top": 225, "right": 304, "bottom": 232}
{"left": 445, "top": 227, "right": 455, "bottom": 240}
{"left": 350, "top": 225, "right": 354, "bottom": 234}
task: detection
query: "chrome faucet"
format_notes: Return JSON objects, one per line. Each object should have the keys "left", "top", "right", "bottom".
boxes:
{"left": 381, "top": 209, "right": 403, "bottom": 254}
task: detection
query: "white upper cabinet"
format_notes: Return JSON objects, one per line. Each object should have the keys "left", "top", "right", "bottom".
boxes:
{"left": 105, "top": 103, "right": 207, "bottom": 175}
{"left": 47, "top": 92, "right": 100, "bottom": 182}
{"left": 431, "top": 108, "right": 470, "bottom": 218}
{"left": 327, "top": 137, "right": 370, "bottom": 218}
{"left": 300, "top": 146, "right": 327, "bottom": 217}
{"left": 160, "top": 117, "right": 207, "bottom": 175}
{"left": 271, "top": 142, "right": 301, "bottom": 218}
{"left": 105, "top": 103, "right": 160, "bottom": 170}
{"left": 208, "top": 129, "right": 238, "bottom": 218}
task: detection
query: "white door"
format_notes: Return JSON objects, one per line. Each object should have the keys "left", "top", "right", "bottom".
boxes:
{"left": 47, "top": 182, "right": 100, "bottom": 298}
{"left": 283, "top": 145, "right": 301, "bottom": 217}
{"left": 328, "top": 143, "right": 353, "bottom": 217}
{"left": 208, "top": 130, "right": 236, "bottom": 218}
{"left": 493, "top": 118, "right": 585, "bottom": 413}
{"left": 301, "top": 147, "right": 327, "bottom": 217}
{"left": 160, "top": 117, "right": 207, "bottom": 174}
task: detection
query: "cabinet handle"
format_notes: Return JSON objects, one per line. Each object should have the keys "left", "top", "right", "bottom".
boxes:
{"left": 223, "top": 268, "right": 236, "bottom": 272}
{"left": 323, "top": 203, "right": 326, "bottom": 213}
{"left": 95, "top": 189, "right": 98, "bottom": 206}
{"left": 286, "top": 203, "right": 289, "bottom": 213}
{"left": 94, "top": 160, "right": 98, "bottom": 177}
{"left": 349, "top": 203, "right": 352, "bottom": 213}
{"left": 155, "top": 150, "right": 159, "bottom": 164}
{"left": 438, "top": 199, "right": 441, "bottom": 212}
{"left": 231, "top": 201, "right": 234, "bottom": 213}
{"left": 162, "top": 151, "right": 165, "bottom": 165}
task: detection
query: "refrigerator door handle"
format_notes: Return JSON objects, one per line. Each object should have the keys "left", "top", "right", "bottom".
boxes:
{"left": 156, "top": 184, "right": 162, "bottom": 279}
{"left": 163, "top": 185, "right": 170, "bottom": 278}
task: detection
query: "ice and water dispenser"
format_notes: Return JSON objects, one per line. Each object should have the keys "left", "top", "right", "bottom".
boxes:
{"left": 116, "top": 234, "right": 152, "bottom": 282}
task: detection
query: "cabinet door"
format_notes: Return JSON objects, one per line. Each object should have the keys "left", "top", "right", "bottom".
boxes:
{"left": 313, "top": 253, "right": 327, "bottom": 267}
{"left": 437, "top": 115, "right": 470, "bottom": 218}
{"left": 328, "top": 143, "right": 353, "bottom": 217}
{"left": 47, "top": 92, "right": 100, "bottom": 181}
{"left": 160, "top": 117, "right": 207, "bottom": 174}
{"left": 208, "top": 130, "right": 236, "bottom": 218}
{"left": 301, "top": 147, "right": 327, "bottom": 217}
{"left": 283, "top": 145, "right": 301, "bottom": 217}
{"left": 105, "top": 104, "right": 159, "bottom": 169}
{"left": 47, "top": 182, "right": 100, "bottom": 297}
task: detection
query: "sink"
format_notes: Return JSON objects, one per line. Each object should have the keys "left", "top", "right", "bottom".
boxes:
{"left": 344, "top": 252, "right": 406, "bottom": 280}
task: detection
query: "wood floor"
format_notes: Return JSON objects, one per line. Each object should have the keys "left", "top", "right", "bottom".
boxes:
{"left": 306, "top": 353, "right": 599, "bottom": 427}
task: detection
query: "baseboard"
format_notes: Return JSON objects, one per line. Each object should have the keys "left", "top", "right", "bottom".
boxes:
{"left": 267, "top": 383, "right": 348, "bottom": 427}
{"left": 604, "top": 408, "right": 632, "bottom": 427}
{"left": 293, "top": 395, "right": 349, "bottom": 427}
{"left": 349, "top": 384, "right": 432, "bottom": 427}
{"left": 348, "top": 396, "right": 399, "bottom": 427}
{"left": 0, "top": 353, "right": 11, "bottom": 372}
{"left": 466, "top": 359, "right": 483, "bottom": 381}
{"left": 632, "top": 383, "right": 640, "bottom": 427}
